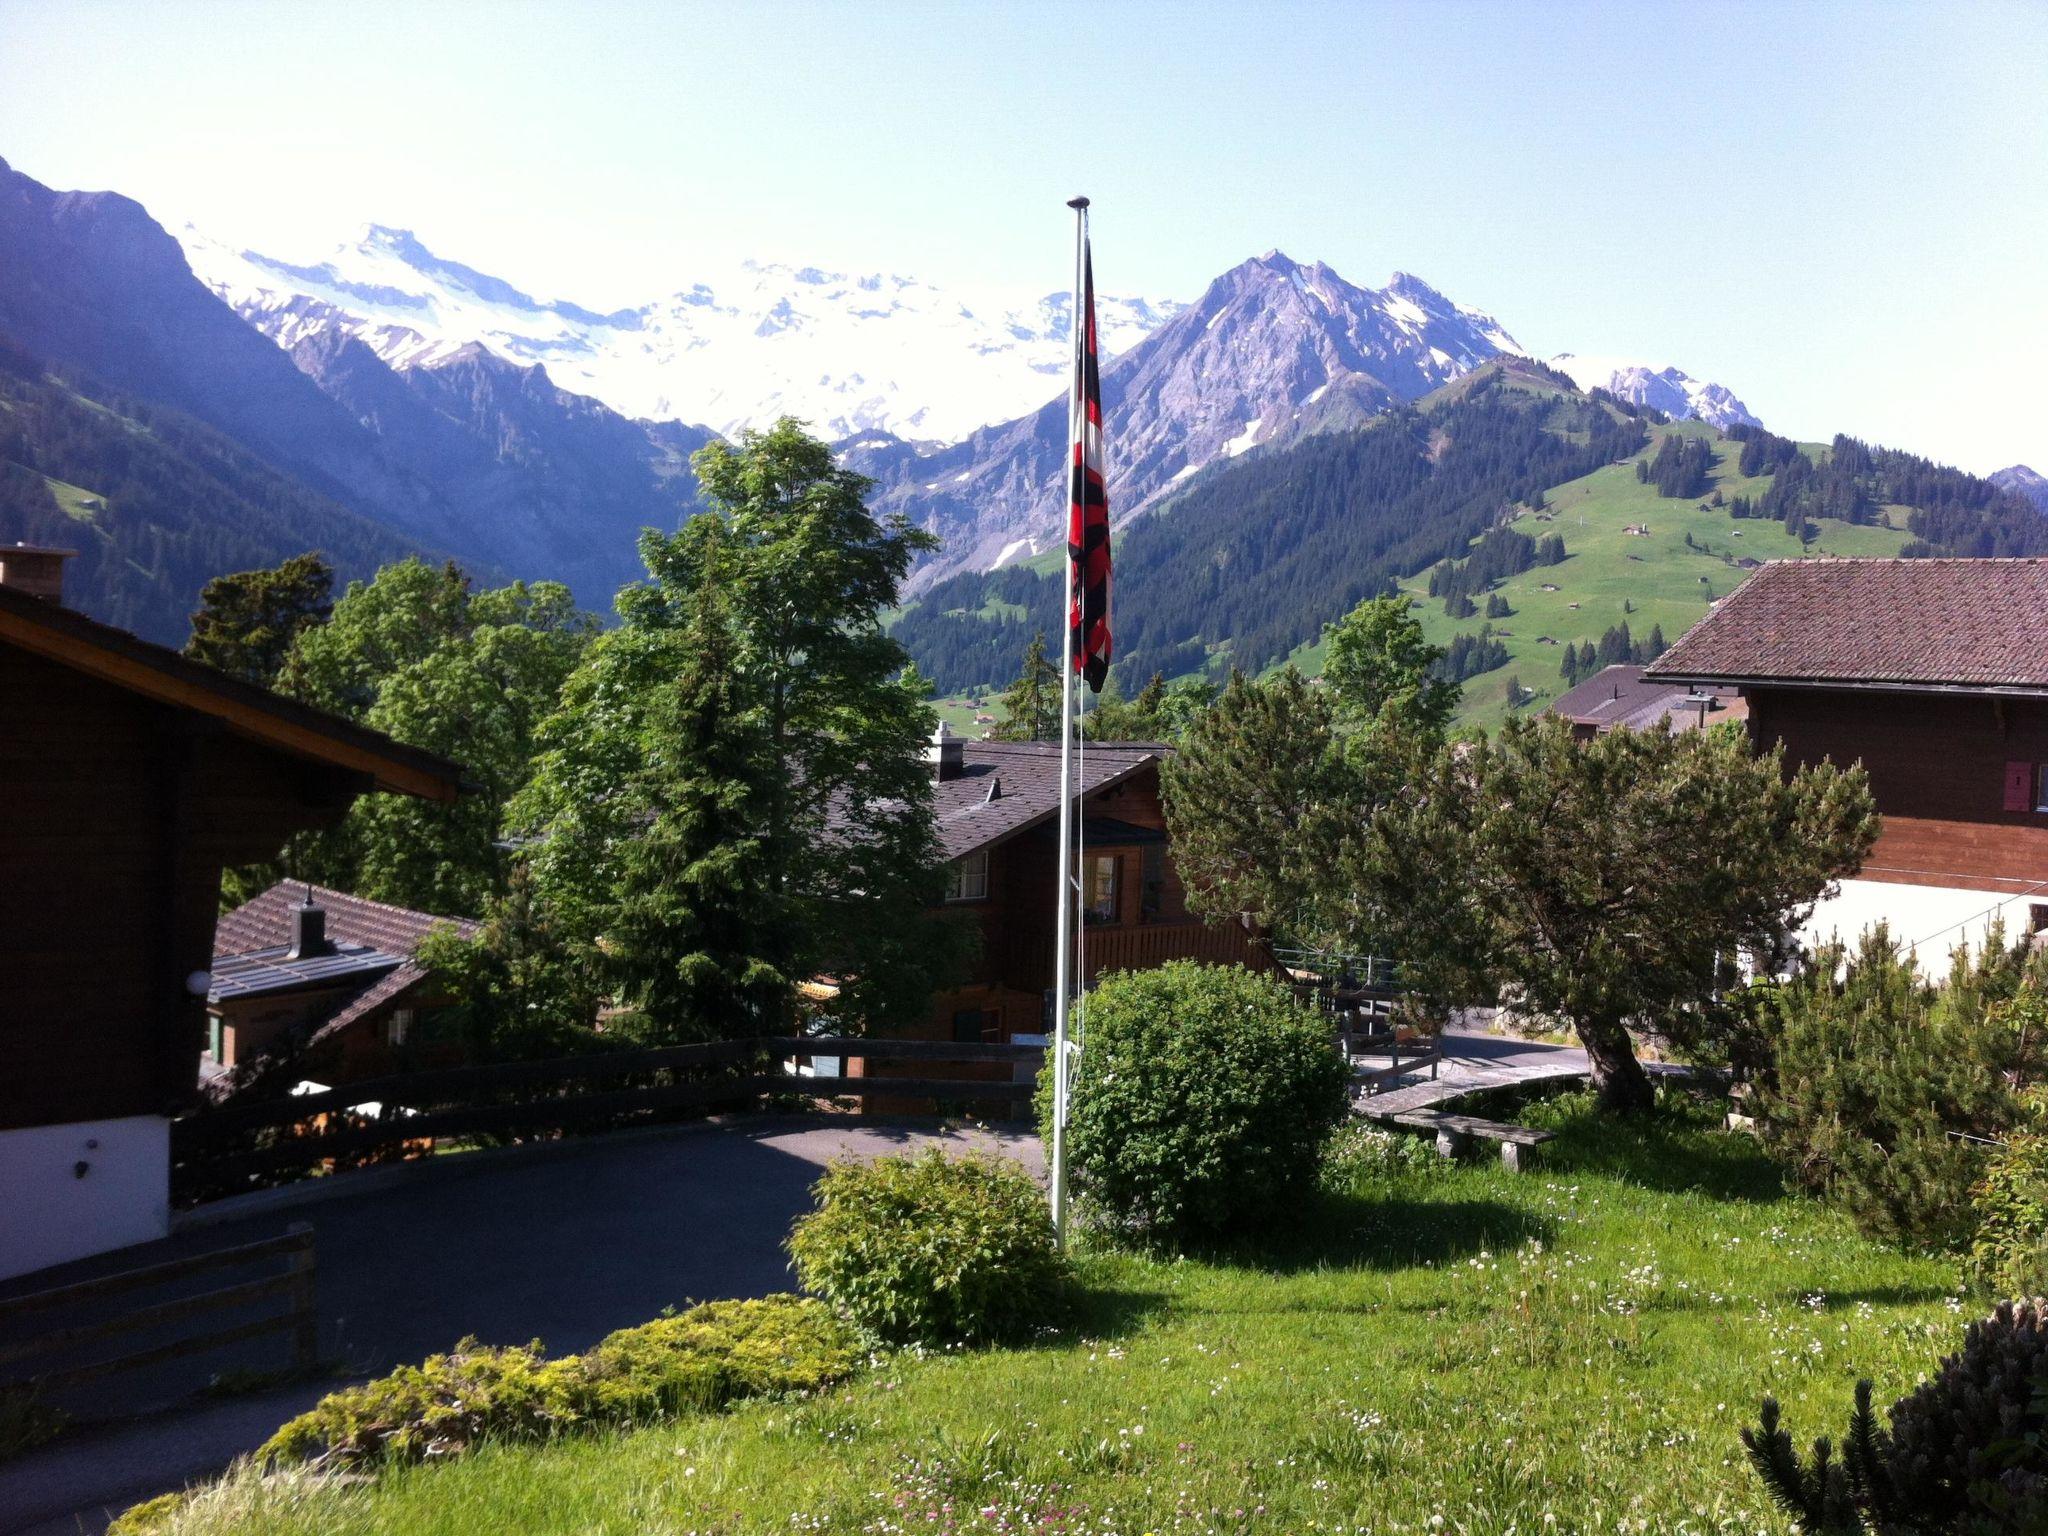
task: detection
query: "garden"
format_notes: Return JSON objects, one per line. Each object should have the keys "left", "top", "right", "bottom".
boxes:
{"left": 115, "top": 957, "right": 2048, "bottom": 1536}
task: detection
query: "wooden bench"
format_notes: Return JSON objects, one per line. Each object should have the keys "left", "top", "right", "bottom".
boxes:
{"left": 1391, "top": 1111, "right": 1555, "bottom": 1172}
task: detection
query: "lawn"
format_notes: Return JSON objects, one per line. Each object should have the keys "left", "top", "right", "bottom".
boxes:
{"left": 149, "top": 1094, "right": 1969, "bottom": 1536}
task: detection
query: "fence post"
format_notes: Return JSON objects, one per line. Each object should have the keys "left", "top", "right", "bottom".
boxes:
{"left": 285, "top": 1222, "right": 317, "bottom": 1372}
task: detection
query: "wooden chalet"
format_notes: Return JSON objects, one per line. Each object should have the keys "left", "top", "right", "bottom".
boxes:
{"left": 1548, "top": 663, "right": 1743, "bottom": 741}
{"left": 204, "top": 882, "right": 480, "bottom": 1093}
{"left": 1647, "top": 557, "right": 2048, "bottom": 960}
{"left": 0, "top": 554, "right": 465, "bottom": 1279}
{"left": 849, "top": 728, "right": 1263, "bottom": 1107}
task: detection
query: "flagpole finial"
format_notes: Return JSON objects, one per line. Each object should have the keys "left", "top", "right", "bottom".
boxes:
{"left": 1066, "top": 195, "right": 1090, "bottom": 209}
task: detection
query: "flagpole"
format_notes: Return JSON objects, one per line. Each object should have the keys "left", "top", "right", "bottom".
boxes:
{"left": 1050, "top": 193, "right": 1089, "bottom": 1245}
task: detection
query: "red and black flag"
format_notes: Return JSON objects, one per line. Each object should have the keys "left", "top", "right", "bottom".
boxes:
{"left": 1068, "top": 238, "right": 1112, "bottom": 692}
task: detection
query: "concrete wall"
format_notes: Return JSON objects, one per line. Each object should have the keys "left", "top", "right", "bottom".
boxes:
{"left": 1802, "top": 877, "right": 2045, "bottom": 969}
{"left": 0, "top": 1115, "right": 169, "bottom": 1281}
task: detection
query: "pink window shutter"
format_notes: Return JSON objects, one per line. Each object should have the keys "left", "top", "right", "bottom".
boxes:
{"left": 2004, "top": 761, "right": 2032, "bottom": 812}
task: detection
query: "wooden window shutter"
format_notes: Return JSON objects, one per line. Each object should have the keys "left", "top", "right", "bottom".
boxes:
{"left": 2004, "top": 761, "right": 2032, "bottom": 812}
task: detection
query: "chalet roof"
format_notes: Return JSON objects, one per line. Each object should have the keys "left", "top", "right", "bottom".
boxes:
{"left": 935, "top": 741, "right": 1164, "bottom": 861}
{"left": 0, "top": 582, "right": 468, "bottom": 801}
{"left": 1549, "top": 664, "right": 1737, "bottom": 734}
{"left": 1646, "top": 559, "right": 2048, "bottom": 695}
{"left": 211, "top": 883, "right": 479, "bottom": 1040}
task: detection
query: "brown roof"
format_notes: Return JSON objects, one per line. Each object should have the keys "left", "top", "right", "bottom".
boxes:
{"left": 935, "top": 741, "right": 1164, "bottom": 860}
{"left": 1646, "top": 559, "right": 2048, "bottom": 694}
{"left": 0, "top": 582, "right": 468, "bottom": 801}
{"left": 213, "top": 882, "right": 479, "bottom": 1049}
{"left": 1549, "top": 664, "right": 1739, "bottom": 734}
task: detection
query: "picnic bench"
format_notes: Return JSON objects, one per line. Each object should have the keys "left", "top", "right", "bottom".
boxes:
{"left": 1391, "top": 1110, "right": 1555, "bottom": 1173}
{"left": 1346, "top": 1030, "right": 1443, "bottom": 1095}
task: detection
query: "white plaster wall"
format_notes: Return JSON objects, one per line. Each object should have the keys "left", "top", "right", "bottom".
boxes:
{"left": 1801, "top": 878, "right": 2046, "bottom": 969}
{"left": 0, "top": 1115, "right": 170, "bottom": 1281}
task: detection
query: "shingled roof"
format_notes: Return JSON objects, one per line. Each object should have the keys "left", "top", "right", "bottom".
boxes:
{"left": 935, "top": 741, "right": 1164, "bottom": 861}
{"left": 1645, "top": 559, "right": 2048, "bottom": 694}
{"left": 1549, "top": 664, "right": 1738, "bottom": 734}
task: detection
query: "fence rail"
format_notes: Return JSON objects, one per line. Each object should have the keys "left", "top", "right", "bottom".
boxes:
{"left": 0, "top": 1224, "right": 315, "bottom": 1394}
{"left": 172, "top": 1037, "right": 1045, "bottom": 1206}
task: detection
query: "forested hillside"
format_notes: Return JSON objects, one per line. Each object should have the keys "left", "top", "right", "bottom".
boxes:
{"left": 894, "top": 365, "right": 1650, "bottom": 690}
{"left": 898, "top": 363, "right": 2048, "bottom": 724}
{"left": 0, "top": 340, "right": 432, "bottom": 641}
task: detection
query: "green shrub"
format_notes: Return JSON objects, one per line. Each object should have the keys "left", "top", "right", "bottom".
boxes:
{"left": 1048, "top": 961, "right": 1351, "bottom": 1245}
{"left": 258, "top": 1294, "right": 854, "bottom": 1470}
{"left": 787, "top": 1148, "right": 1065, "bottom": 1345}
{"left": 1749, "top": 928, "right": 2032, "bottom": 1250}
{"left": 1321, "top": 1121, "right": 1444, "bottom": 1188}
{"left": 1971, "top": 1091, "right": 2048, "bottom": 1297}
{"left": 0, "top": 1385, "right": 66, "bottom": 1462}
{"left": 1743, "top": 1298, "right": 2048, "bottom": 1533}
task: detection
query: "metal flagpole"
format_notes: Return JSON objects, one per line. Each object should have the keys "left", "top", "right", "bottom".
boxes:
{"left": 1050, "top": 193, "right": 1089, "bottom": 1245}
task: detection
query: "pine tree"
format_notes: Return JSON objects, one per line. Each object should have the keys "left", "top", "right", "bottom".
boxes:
{"left": 993, "top": 631, "right": 1062, "bottom": 741}
{"left": 184, "top": 552, "right": 333, "bottom": 687}
{"left": 1484, "top": 592, "right": 1512, "bottom": 619}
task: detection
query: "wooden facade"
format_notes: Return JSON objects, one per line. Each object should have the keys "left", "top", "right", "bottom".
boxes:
{"left": 0, "top": 583, "right": 465, "bottom": 1135}
{"left": 1746, "top": 685, "right": 2048, "bottom": 897}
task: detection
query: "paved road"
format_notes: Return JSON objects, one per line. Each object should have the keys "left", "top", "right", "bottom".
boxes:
{"left": 0, "top": 1116, "right": 1040, "bottom": 1536}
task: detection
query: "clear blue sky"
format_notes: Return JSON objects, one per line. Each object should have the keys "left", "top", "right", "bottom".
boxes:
{"left": 3, "top": 0, "right": 2043, "bottom": 472}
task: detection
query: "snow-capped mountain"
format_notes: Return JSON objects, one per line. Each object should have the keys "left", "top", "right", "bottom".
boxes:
{"left": 855, "top": 251, "right": 1528, "bottom": 593}
{"left": 1992, "top": 464, "right": 2048, "bottom": 513}
{"left": 180, "top": 224, "right": 1181, "bottom": 444}
{"left": 1547, "top": 354, "right": 1760, "bottom": 429}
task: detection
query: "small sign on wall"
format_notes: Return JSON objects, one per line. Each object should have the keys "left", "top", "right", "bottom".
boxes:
{"left": 2004, "top": 761, "right": 2032, "bottom": 813}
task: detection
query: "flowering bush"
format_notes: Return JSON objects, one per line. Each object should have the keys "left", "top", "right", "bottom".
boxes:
{"left": 1320, "top": 1121, "right": 1444, "bottom": 1189}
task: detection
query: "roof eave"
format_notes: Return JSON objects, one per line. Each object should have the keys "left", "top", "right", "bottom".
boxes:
{"left": 1646, "top": 669, "right": 2048, "bottom": 701}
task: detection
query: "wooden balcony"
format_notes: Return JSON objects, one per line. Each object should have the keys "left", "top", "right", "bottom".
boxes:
{"left": 1007, "top": 918, "right": 1268, "bottom": 988}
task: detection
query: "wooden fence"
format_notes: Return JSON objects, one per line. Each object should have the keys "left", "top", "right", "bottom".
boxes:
{"left": 171, "top": 1037, "right": 1043, "bottom": 1206}
{"left": 0, "top": 1224, "right": 315, "bottom": 1397}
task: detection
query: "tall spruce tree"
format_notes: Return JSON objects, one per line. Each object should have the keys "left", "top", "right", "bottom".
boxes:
{"left": 993, "top": 630, "right": 1062, "bottom": 741}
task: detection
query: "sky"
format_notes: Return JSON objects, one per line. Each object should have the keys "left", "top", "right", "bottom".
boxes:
{"left": 3, "top": 0, "right": 2044, "bottom": 473}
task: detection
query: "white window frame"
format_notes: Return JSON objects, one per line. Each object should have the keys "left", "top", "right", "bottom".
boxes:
{"left": 945, "top": 848, "right": 991, "bottom": 903}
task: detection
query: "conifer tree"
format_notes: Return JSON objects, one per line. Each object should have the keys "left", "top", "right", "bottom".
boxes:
{"left": 184, "top": 552, "right": 333, "bottom": 687}
{"left": 993, "top": 631, "right": 1062, "bottom": 741}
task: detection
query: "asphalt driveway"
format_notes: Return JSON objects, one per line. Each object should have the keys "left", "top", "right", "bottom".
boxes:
{"left": 0, "top": 1115, "right": 1041, "bottom": 1536}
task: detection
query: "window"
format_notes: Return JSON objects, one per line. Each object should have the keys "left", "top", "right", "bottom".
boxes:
{"left": 384, "top": 1007, "right": 416, "bottom": 1048}
{"left": 2035, "top": 763, "right": 2048, "bottom": 814}
{"left": 207, "top": 1014, "right": 225, "bottom": 1064}
{"left": 1141, "top": 843, "right": 1165, "bottom": 921}
{"left": 2031, "top": 903, "right": 2048, "bottom": 936}
{"left": 945, "top": 848, "right": 990, "bottom": 902}
{"left": 1083, "top": 853, "right": 1118, "bottom": 926}
{"left": 952, "top": 1008, "right": 998, "bottom": 1044}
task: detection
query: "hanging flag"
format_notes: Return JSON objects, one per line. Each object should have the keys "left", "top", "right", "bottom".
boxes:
{"left": 1068, "top": 240, "right": 1112, "bottom": 692}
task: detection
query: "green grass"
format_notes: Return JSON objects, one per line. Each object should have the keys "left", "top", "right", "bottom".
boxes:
{"left": 1286, "top": 424, "right": 1910, "bottom": 732}
{"left": 42, "top": 474, "right": 106, "bottom": 523}
{"left": 150, "top": 1095, "right": 1971, "bottom": 1536}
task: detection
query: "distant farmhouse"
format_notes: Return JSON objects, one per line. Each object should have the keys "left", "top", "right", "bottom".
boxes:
{"left": 205, "top": 883, "right": 480, "bottom": 1092}
{"left": 1649, "top": 558, "right": 2048, "bottom": 959}
{"left": 0, "top": 549, "right": 465, "bottom": 1279}
{"left": 1549, "top": 663, "right": 1743, "bottom": 740}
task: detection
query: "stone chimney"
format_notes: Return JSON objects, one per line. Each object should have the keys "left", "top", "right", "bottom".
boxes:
{"left": 925, "top": 720, "right": 965, "bottom": 782}
{"left": 0, "top": 545, "right": 75, "bottom": 604}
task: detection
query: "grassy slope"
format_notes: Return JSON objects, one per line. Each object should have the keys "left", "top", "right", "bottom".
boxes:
{"left": 1287, "top": 421, "right": 1911, "bottom": 732}
{"left": 163, "top": 1098, "right": 1966, "bottom": 1536}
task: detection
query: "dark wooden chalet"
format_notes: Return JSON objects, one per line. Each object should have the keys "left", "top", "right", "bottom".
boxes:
{"left": 204, "top": 882, "right": 480, "bottom": 1093}
{"left": 0, "top": 555, "right": 465, "bottom": 1278}
{"left": 1647, "top": 557, "right": 2048, "bottom": 959}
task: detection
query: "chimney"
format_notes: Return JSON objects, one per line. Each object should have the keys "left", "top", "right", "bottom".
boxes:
{"left": 925, "top": 721, "right": 965, "bottom": 782}
{"left": 288, "top": 887, "right": 335, "bottom": 960}
{"left": 0, "top": 544, "right": 75, "bottom": 604}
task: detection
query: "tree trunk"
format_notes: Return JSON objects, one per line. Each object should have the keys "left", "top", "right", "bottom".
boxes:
{"left": 1575, "top": 1018, "right": 1656, "bottom": 1114}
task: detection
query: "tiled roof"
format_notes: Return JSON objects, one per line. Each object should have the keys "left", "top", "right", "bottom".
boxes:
{"left": 935, "top": 741, "right": 1164, "bottom": 860}
{"left": 1549, "top": 664, "right": 1737, "bottom": 734}
{"left": 215, "top": 882, "right": 478, "bottom": 961}
{"left": 1646, "top": 559, "right": 2048, "bottom": 692}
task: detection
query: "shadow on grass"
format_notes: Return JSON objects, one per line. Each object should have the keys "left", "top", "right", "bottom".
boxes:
{"left": 1195, "top": 1191, "right": 1553, "bottom": 1277}
{"left": 1522, "top": 1092, "right": 1788, "bottom": 1204}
